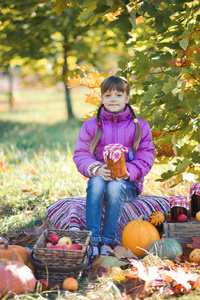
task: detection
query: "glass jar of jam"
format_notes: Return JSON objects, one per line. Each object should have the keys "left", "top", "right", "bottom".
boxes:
{"left": 191, "top": 193, "right": 200, "bottom": 217}
{"left": 170, "top": 196, "right": 190, "bottom": 222}
{"left": 189, "top": 183, "right": 200, "bottom": 217}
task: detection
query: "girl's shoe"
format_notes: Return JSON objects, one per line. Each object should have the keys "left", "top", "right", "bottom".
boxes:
{"left": 100, "top": 244, "right": 112, "bottom": 256}
{"left": 87, "top": 245, "right": 99, "bottom": 270}
{"left": 88, "top": 243, "right": 99, "bottom": 258}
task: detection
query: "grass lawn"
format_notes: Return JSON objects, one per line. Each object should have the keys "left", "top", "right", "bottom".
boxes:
{"left": 0, "top": 86, "right": 197, "bottom": 300}
{"left": 0, "top": 86, "right": 193, "bottom": 233}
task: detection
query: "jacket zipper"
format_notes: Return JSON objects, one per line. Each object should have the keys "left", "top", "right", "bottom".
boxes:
{"left": 114, "top": 116, "right": 117, "bottom": 142}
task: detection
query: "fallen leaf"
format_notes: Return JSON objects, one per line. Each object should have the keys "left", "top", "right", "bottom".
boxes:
{"left": 7, "top": 220, "right": 48, "bottom": 246}
{"left": 125, "top": 267, "right": 139, "bottom": 279}
{"left": 93, "top": 255, "right": 127, "bottom": 269}
{"left": 113, "top": 245, "right": 138, "bottom": 260}
{"left": 192, "top": 237, "right": 200, "bottom": 249}
{"left": 192, "top": 275, "right": 200, "bottom": 290}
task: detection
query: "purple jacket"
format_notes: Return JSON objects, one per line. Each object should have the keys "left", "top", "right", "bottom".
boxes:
{"left": 73, "top": 106, "right": 155, "bottom": 195}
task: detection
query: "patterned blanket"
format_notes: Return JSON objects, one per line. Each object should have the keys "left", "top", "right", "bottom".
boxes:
{"left": 46, "top": 195, "right": 170, "bottom": 245}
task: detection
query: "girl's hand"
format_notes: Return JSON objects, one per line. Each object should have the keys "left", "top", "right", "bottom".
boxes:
{"left": 95, "top": 164, "right": 113, "bottom": 181}
{"left": 116, "top": 171, "right": 130, "bottom": 181}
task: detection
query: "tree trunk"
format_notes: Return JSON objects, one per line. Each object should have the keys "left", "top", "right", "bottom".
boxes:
{"left": 64, "top": 81, "right": 74, "bottom": 119}
{"left": 63, "top": 37, "right": 74, "bottom": 119}
{"left": 7, "top": 65, "right": 14, "bottom": 110}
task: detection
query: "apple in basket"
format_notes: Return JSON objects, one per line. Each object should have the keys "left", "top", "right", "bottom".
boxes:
{"left": 57, "top": 236, "right": 72, "bottom": 247}
{"left": 47, "top": 233, "right": 59, "bottom": 245}
{"left": 45, "top": 242, "right": 53, "bottom": 248}
{"left": 62, "top": 244, "right": 70, "bottom": 249}
{"left": 70, "top": 244, "right": 82, "bottom": 250}
{"left": 53, "top": 245, "right": 63, "bottom": 249}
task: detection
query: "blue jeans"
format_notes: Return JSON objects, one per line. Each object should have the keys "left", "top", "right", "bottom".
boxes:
{"left": 86, "top": 177, "right": 138, "bottom": 245}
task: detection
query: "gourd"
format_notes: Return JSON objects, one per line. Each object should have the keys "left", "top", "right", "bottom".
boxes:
{"left": 0, "top": 237, "right": 34, "bottom": 272}
{"left": 189, "top": 249, "right": 200, "bottom": 263}
{"left": 0, "top": 259, "right": 36, "bottom": 298}
{"left": 146, "top": 234, "right": 183, "bottom": 260}
{"left": 121, "top": 214, "right": 160, "bottom": 258}
{"left": 149, "top": 211, "right": 165, "bottom": 226}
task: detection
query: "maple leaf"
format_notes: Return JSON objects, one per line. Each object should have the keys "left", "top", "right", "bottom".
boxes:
{"left": 168, "top": 58, "right": 192, "bottom": 67}
{"left": 87, "top": 72, "right": 105, "bottom": 88}
{"left": 68, "top": 74, "right": 83, "bottom": 89}
{"left": 112, "top": 245, "right": 138, "bottom": 260}
{"left": 85, "top": 90, "right": 100, "bottom": 106}
{"left": 125, "top": 267, "right": 139, "bottom": 279}
{"left": 192, "top": 237, "right": 200, "bottom": 249}
{"left": 7, "top": 220, "right": 48, "bottom": 246}
{"left": 76, "top": 65, "right": 91, "bottom": 73}
{"left": 136, "top": 16, "right": 144, "bottom": 24}
{"left": 192, "top": 275, "right": 200, "bottom": 290}
{"left": 161, "top": 267, "right": 196, "bottom": 292}
{"left": 106, "top": 8, "right": 123, "bottom": 22}
{"left": 53, "top": 0, "right": 68, "bottom": 15}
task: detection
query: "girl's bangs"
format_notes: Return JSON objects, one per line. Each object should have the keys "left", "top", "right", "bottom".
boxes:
{"left": 101, "top": 76, "right": 129, "bottom": 94}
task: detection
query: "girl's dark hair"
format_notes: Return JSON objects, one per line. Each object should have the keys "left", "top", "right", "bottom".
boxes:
{"left": 100, "top": 75, "right": 130, "bottom": 95}
{"left": 90, "top": 76, "right": 142, "bottom": 154}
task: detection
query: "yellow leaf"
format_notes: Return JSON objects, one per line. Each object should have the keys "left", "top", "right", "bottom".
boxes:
{"left": 136, "top": 16, "right": 144, "bottom": 24}
{"left": 169, "top": 173, "right": 183, "bottom": 188}
{"left": 105, "top": 8, "right": 123, "bottom": 22}
{"left": 53, "top": 0, "right": 68, "bottom": 15}
{"left": 68, "top": 74, "right": 83, "bottom": 89}
{"left": 85, "top": 90, "right": 100, "bottom": 106}
{"left": 77, "top": 65, "right": 92, "bottom": 72}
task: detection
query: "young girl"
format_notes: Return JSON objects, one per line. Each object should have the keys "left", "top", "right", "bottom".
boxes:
{"left": 73, "top": 76, "right": 155, "bottom": 256}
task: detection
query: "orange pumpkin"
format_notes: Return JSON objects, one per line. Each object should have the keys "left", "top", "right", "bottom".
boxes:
{"left": 149, "top": 211, "right": 165, "bottom": 227}
{"left": 122, "top": 214, "right": 160, "bottom": 257}
{"left": 0, "top": 237, "right": 34, "bottom": 272}
{"left": 0, "top": 259, "right": 36, "bottom": 298}
{"left": 196, "top": 211, "right": 200, "bottom": 222}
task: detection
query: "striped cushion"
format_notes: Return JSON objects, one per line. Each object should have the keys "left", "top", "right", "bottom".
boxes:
{"left": 46, "top": 195, "right": 170, "bottom": 244}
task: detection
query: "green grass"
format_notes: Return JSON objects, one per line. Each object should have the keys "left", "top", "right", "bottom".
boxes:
{"left": 0, "top": 86, "right": 193, "bottom": 234}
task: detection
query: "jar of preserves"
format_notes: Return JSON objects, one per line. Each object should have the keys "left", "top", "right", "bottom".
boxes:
{"left": 189, "top": 183, "right": 200, "bottom": 217}
{"left": 170, "top": 196, "right": 190, "bottom": 222}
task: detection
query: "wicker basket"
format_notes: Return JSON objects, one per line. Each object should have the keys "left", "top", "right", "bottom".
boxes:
{"left": 31, "top": 227, "right": 92, "bottom": 283}
{"left": 30, "top": 251, "right": 89, "bottom": 283}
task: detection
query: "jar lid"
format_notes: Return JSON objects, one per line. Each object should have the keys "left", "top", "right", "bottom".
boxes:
{"left": 189, "top": 183, "right": 200, "bottom": 200}
{"left": 103, "top": 144, "right": 128, "bottom": 163}
{"left": 170, "top": 196, "right": 189, "bottom": 210}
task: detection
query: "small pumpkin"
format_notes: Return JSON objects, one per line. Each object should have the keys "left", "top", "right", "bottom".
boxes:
{"left": 196, "top": 211, "right": 200, "bottom": 222}
{"left": 149, "top": 211, "right": 165, "bottom": 226}
{"left": 189, "top": 249, "right": 200, "bottom": 263}
{"left": 0, "top": 259, "right": 36, "bottom": 298}
{"left": 0, "top": 237, "right": 34, "bottom": 272}
{"left": 122, "top": 214, "right": 160, "bottom": 258}
{"left": 146, "top": 234, "right": 183, "bottom": 260}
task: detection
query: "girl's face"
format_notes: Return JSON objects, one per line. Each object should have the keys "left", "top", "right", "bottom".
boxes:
{"left": 101, "top": 88, "right": 130, "bottom": 115}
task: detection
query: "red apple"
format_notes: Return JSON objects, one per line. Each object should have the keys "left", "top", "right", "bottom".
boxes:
{"left": 177, "top": 214, "right": 188, "bottom": 222}
{"left": 38, "top": 279, "right": 49, "bottom": 291}
{"left": 62, "top": 244, "right": 69, "bottom": 249}
{"left": 70, "top": 244, "right": 82, "bottom": 250}
{"left": 53, "top": 245, "right": 62, "bottom": 249}
{"left": 47, "top": 233, "right": 59, "bottom": 245}
{"left": 45, "top": 242, "right": 53, "bottom": 248}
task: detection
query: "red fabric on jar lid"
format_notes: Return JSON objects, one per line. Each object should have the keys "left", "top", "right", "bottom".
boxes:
{"left": 103, "top": 143, "right": 128, "bottom": 163}
{"left": 189, "top": 183, "right": 200, "bottom": 200}
{"left": 170, "top": 196, "right": 189, "bottom": 210}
